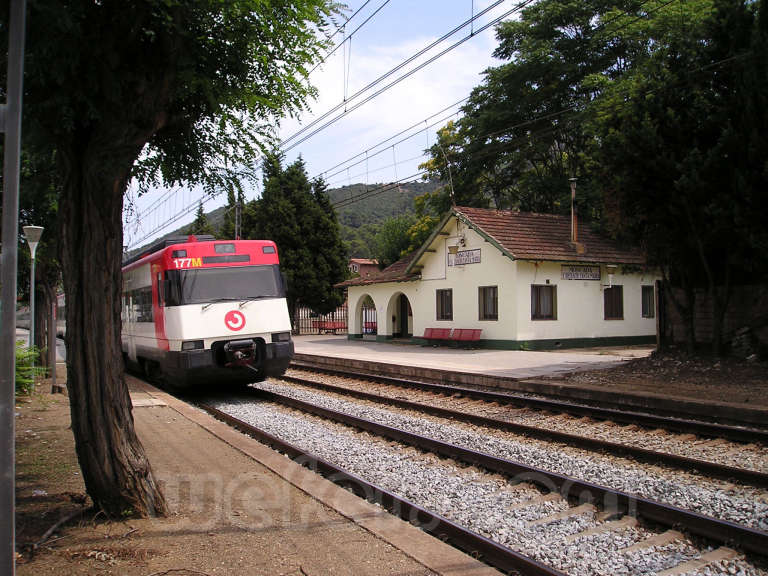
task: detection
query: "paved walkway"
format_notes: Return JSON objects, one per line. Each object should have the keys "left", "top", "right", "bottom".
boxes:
{"left": 293, "top": 334, "right": 653, "bottom": 379}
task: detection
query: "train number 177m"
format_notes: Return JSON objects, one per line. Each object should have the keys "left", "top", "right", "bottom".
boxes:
{"left": 172, "top": 257, "right": 203, "bottom": 269}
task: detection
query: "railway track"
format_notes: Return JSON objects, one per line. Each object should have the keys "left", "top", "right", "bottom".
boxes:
{"left": 288, "top": 363, "right": 768, "bottom": 444}
{"left": 280, "top": 369, "right": 768, "bottom": 488}
{"left": 200, "top": 387, "right": 768, "bottom": 576}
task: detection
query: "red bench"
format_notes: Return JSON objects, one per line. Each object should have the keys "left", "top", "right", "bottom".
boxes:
{"left": 312, "top": 320, "right": 347, "bottom": 334}
{"left": 422, "top": 327, "right": 454, "bottom": 346}
{"left": 451, "top": 328, "right": 482, "bottom": 348}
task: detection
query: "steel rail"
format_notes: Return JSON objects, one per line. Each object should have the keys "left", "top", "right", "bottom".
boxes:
{"left": 252, "top": 388, "right": 768, "bottom": 557}
{"left": 199, "top": 402, "right": 565, "bottom": 576}
{"left": 280, "top": 374, "right": 768, "bottom": 488}
{"left": 290, "top": 362, "right": 768, "bottom": 444}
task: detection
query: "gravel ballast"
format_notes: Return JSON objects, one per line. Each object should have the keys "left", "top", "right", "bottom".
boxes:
{"left": 207, "top": 393, "right": 767, "bottom": 576}
{"left": 259, "top": 380, "right": 768, "bottom": 531}
{"left": 285, "top": 368, "right": 768, "bottom": 474}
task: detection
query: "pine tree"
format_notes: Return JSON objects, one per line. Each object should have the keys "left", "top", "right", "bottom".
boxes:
{"left": 186, "top": 202, "right": 216, "bottom": 237}
{"left": 252, "top": 156, "right": 348, "bottom": 319}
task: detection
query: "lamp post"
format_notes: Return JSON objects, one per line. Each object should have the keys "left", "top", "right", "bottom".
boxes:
{"left": 23, "top": 226, "right": 43, "bottom": 363}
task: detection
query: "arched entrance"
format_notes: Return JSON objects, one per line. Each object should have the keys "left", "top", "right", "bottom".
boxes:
{"left": 359, "top": 294, "right": 377, "bottom": 336}
{"left": 387, "top": 292, "right": 412, "bottom": 339}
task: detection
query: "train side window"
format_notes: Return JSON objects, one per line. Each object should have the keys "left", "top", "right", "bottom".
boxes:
{"left": 133, "top": 287, "right": 154, "bottom": 323}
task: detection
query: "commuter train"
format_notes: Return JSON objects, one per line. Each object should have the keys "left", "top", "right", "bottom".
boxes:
{"left": 121, "top": 235, "right": 294, "bottom": 388}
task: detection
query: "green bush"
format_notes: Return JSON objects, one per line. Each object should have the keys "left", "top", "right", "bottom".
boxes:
{"left": 15, "top": 341, "right": 42, "bottom": 395}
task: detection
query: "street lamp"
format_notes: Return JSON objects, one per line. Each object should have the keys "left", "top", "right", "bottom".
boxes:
{"left": 23, "top": 226, "right": 43, "bottom": 365}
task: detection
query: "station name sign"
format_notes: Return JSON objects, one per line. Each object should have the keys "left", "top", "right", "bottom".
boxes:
{"left": 448, "top": 248, "right": 481, "bottom": 266}
{"left": 561, "top": 265, "right": 601, "bottom": 280}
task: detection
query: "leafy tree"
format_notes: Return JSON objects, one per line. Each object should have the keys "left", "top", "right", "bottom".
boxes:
{"left": 251, "top": 155, "right": 348, "bottom": 319}
{"left": 11, "top": 0, "right": 339, "bottom": 517}
{"left": 592, "top": 0, "right": 768, "bottom": 354}
{"left": 373, "top": 214, "right": 416, "bottom": 269}
{"left": 422, "top": 0, "right": 713, "bottom": 216}
{"left": 185, "top": 202, "right": 216, "bottom": 237}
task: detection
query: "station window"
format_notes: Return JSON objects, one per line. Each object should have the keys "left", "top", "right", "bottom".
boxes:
{"left": 642, "top": 285, "right": 655, "bottom": 318}
{"left": 604, "top": 285, "right": 624, "bottom": 320}
{"left": 479, "top": 286, "right": 498, "bottom": 321}
{"left": 531, "top": 285, "right": 557, "bottom": 320}
{"left": 436, "top": 289, "right": 453, "bottom": 321}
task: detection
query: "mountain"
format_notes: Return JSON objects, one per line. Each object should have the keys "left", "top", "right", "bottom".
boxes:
{"left": 329, "top": 180, "right": 441, "bottom": 228}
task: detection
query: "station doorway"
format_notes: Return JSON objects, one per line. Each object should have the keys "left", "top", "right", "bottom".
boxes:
{"left": 392, "top": 293, "right": 412, "bottom": 339}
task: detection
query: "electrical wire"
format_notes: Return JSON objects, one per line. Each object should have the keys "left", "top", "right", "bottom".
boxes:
{"left": 281, "top": 0, "right": 511, "bottom": 148}
{"left": 308, "top": 0, "right": 392, "bottom": 78}
{"left": 282, "top": 1, "right": 535, "bottom": 154}
{"left": 317, "top": 98, "right": 466, "bottom": 182}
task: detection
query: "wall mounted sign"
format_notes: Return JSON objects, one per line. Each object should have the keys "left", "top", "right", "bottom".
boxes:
{"left": 448, "top": 248, "right": 481, "bottom": 266}
{"left": 561, "top": 265, "right": 601, "bottom": 280}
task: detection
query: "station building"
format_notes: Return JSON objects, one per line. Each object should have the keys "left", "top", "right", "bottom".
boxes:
{"left": 339, "top": 206, "right": 659, "bottom": 349}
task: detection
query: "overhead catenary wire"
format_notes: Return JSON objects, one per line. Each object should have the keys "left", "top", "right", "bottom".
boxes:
{"left": 281, "top": 0, "right": 513, "bottom": 149}
{"left": 307, "top": 0, "right": 392, "bottom": 79}
{"left": 128, "top": 0, "right": 498, "bottom": 233}
{"left": 282, "top": 1, "right": 535, "bottom": 154}
{"left": 126, "top": 0, "right": 707, "bottom": 246}
{"left": 316, "top": 0, "right": 680, "bottom": 181}
{"left": 328, "top": 46, "right": 754, "bottom": 211}
{"left": 313, "top": 96, "right": 468, "bottom": 181}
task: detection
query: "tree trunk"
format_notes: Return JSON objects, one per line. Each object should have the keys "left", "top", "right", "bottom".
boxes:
{"left": 709, "top": 260, "right": 732, "bottom": 357}
{"left": 59, "top": 143, "right": 167, "bottom": 518}
{"left": 33, "top": 282, "right": 52, "bottom": 368}
{"left": 661, "top": 266, "right": 697, "bottom": 354}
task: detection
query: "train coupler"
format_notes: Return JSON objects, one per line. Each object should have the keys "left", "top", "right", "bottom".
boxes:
{"left": 223, "top": 339, "right": 259, "bottom": 368}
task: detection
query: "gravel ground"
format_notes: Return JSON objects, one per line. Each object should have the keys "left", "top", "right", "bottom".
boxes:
{"left": 207, "top": 395, "right": 766, "bottom": 576}
{"left": 259, "top": 379, "right": 768, "bottom": 531}
{"left": 286, "top": 368, "right": 768, "bottom": 473}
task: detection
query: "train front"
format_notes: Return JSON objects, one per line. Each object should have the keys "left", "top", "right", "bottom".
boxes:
{"left": 158, "top": 239, "right": 294, "bottom": 388}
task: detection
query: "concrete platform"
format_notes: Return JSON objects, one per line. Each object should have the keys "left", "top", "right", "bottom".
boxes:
{"left": 127, "top": 376, "right": 499, "bottom": 576}
{"left": 292, "top": 334, "right": 651, "bottom": 379}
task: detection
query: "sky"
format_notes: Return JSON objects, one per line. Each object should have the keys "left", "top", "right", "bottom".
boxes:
{"left": 122, "top": 0, "right": 515, "bottom": 250}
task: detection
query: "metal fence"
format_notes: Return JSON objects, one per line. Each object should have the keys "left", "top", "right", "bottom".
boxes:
{"left": 293, "top": 303, "right": 348, "bottom": 335}
{"left": 361, "top": 303, "right": 377, "bottom": 335}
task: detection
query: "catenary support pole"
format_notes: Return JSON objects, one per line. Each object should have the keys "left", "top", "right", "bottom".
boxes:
{"left": 0, "top": 1, "right": 28, "bottom": 574}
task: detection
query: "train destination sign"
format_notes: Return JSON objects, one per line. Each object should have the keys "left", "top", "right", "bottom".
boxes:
{"left": 561, "top": 265, "right": 601, "bottom": 281}
{"left": 448, "top": 248, "right": 481, "bottom": 266}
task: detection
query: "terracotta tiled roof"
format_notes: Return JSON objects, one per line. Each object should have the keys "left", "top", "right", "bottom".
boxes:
{"left": 349, "top": 258, "right": 378, "bottom": 265}
{"left": 454, "top": 206, "right": 646, "bottom": 265}
{"left": 337, "top": 253, "right": 419, "bottom": 287}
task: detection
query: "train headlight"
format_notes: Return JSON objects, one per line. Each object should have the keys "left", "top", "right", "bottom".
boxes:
{"left": 271, "top": 332, "right": 291, "bottom": 343}
{"left": 181, "top": 340, "right": 204, "bottom": 351}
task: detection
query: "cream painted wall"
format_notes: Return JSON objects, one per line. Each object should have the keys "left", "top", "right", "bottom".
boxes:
{"left": 348, "top": 219, "right": 518, "bottom": 339}
{"left": 347, "top": 217, "right": 659, "bottom": 343}
{"left": 514, "top": 261, "right": 658, "bottom": 341}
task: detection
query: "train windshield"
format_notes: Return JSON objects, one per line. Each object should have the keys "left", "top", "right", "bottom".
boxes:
{"left": 166, "top": 264, "right": 284, "bottom": 306}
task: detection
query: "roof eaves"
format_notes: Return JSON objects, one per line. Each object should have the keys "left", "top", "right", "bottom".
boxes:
{"left": 404, "top": 210, "right": 455, "bottom": 275}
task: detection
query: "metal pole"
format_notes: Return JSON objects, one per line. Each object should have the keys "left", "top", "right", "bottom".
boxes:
{"left": 29, "top": 248, "right": 35, "bottom": 353}
{"left": 49, "top": 299, "right": 56, "bottom": 393}
{"left": 0, "top": 1, "right": 27, "bottom": 573}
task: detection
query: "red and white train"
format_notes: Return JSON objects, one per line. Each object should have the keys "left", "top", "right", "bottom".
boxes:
{"left": 121, "top": 235, "right": 293, "bottom": 387}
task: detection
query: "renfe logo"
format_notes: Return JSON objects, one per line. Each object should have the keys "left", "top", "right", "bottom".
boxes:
{"left": 224, "top": 310, "right": 246, "bottom": 331}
